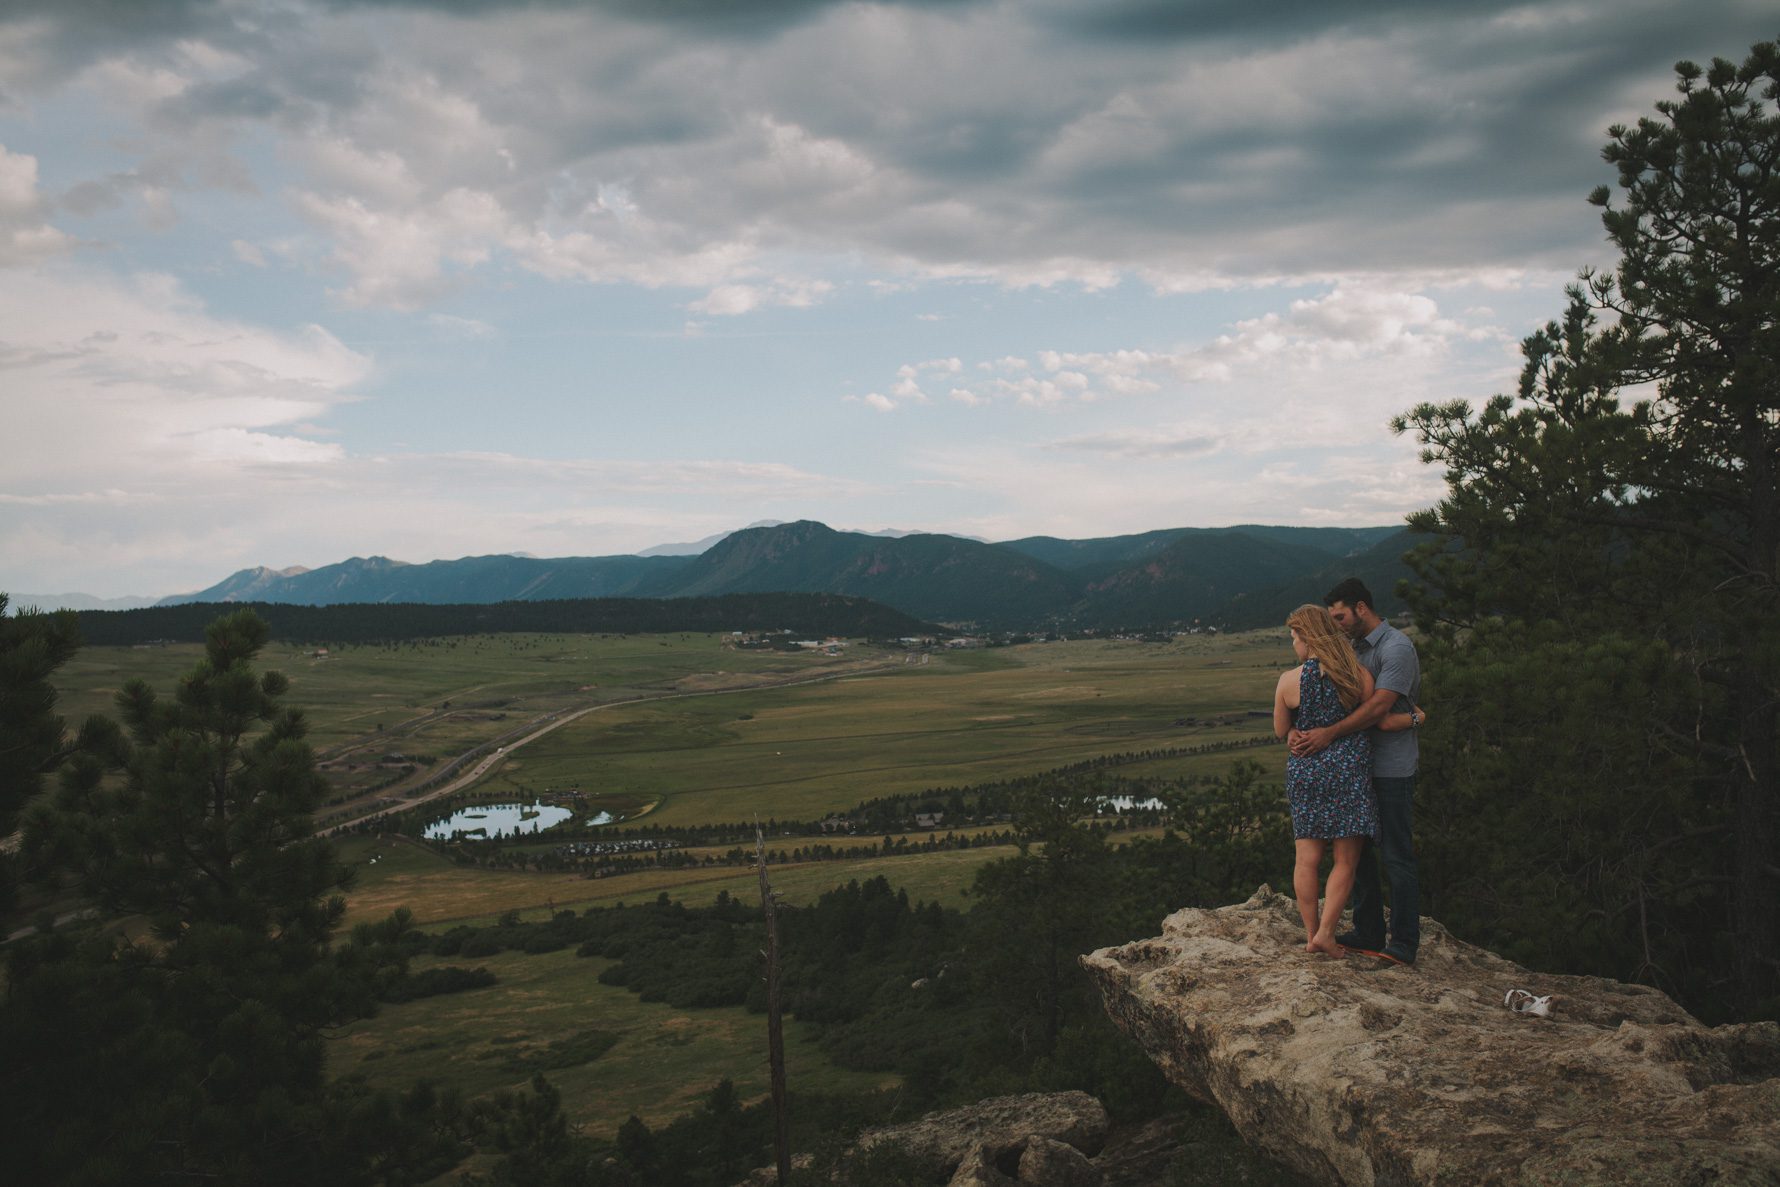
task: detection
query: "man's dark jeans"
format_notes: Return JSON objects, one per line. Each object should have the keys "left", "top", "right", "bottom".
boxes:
{"left": 1349, "top": 774, "right": 1419, "bottom": 955}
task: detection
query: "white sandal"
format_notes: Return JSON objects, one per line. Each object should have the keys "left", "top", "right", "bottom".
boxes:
{"left": 1504, "top": 988, "right": 1552, "bottom": 1017}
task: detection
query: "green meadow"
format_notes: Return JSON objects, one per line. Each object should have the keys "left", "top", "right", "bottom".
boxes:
{"left": 53, "top": 632, "right": 890, "bottom": 755}
{"left": 54, "top": 633, "right": 897, "bottom": 804}
{"left": 468, "top": 634, "right": 1287, "bottom": 827}
{"left": 335, "top": 946, "right": 895, "bottom": 1132}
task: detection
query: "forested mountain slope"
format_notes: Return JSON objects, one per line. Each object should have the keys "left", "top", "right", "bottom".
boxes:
{"left": 152, "top": 520, "right": 1411, "bottom": 630}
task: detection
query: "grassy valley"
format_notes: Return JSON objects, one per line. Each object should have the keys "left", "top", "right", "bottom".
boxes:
{"left": 21, "top": 622, "right": 1303, "bottom": 1184}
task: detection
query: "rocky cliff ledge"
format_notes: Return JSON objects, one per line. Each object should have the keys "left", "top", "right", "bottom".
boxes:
{"left": 1081, "top": 887, "right": 1780, "bottom": 1186}
{"left": 738, "top": 1091, "right": 1111, "bottom": 1185}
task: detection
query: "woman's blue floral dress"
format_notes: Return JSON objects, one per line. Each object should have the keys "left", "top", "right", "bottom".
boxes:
{"left": 1287, "top": 657, "right": 1378, "bottom": 840}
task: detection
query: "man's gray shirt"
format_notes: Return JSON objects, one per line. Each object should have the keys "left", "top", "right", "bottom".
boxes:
{"left": 1356, "top": 620, "right": 1420, "bottom": 777}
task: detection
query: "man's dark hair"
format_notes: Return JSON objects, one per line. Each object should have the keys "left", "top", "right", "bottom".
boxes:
{"left": 1324, "top": 577, "right": 1374, "bottom": 613}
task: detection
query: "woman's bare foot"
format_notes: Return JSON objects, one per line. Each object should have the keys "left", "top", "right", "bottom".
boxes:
{"left": 1307, "top": 932, "right": 1345, "bottom": 958}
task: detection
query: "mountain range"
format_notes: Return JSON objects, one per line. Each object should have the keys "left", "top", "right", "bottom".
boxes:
{"left": 136, "top": 520, "right": 1417, "bottom": 631}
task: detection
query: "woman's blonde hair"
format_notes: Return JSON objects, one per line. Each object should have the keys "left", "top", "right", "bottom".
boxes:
{"left": 1286, "top": 603, "right": 1367, "bottom": 709}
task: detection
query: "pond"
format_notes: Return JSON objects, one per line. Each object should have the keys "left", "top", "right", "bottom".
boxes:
{"left": 1102, "top": 795, "right": 1164, "bottom": 812}
{"left": 424, "top": 801, "right": 587, "bottom": 840}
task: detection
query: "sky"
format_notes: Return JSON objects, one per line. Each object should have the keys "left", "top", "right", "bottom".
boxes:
{"left": 2, "top": 0, "right": 1774, "bottom": 598}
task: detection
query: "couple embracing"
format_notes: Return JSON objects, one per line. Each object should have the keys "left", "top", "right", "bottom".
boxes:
{"left": 1270, "top": 578, "right": 1422, "bottom": 966}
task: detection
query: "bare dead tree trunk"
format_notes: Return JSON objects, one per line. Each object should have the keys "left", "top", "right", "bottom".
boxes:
{"left": 756, "top": 826, "right": 791, "bottom": 1183}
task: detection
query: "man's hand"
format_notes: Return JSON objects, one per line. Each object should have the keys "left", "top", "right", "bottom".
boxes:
{"left": 1290, "top": 726, "right": 1335, "bottom": 757}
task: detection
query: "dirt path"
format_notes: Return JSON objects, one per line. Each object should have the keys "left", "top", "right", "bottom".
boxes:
{"left": 318, "top": 660, "right": 906, "bottom": 836}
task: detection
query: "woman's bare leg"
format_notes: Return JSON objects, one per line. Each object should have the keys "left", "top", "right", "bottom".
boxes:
{"left": 1310, "top": 836, "right": 1365, "bottom": 956}
{"left": 1293, "top": 839, "right": 1325, "bottom": 950}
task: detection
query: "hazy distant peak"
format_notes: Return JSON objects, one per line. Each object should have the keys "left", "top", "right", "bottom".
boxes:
{"left": 4, "top": 592, "right": 162, "bottom": 613}
{"left": 224, "top": 564, "right": 311, "bottom": 580}
{"left": 638, "top": 520, "right": 787, "bottom": 556}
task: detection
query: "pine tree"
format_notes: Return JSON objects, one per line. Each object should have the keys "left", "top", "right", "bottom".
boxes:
{"left": 1394, "top": 38, "right": 1780, "bottom": 1018}
{"left": 970, "top": 779, "right": 1111, "bottom": 1054}
{"left": 0, "top": 594, "right": 80, "bottom": 913}
{"left": 5, "top": 609, "right": 455, "bottom": 1182}
{"left": 1589, "top": 38, "right": 1780, "bottom": 1019}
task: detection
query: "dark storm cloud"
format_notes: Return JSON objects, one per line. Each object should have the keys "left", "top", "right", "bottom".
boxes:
{"left": 151, "top": 34, "right": 382, "bottom": 130}
{"left": 315, "top": 0, "right": 981, "bottom": 39}
{"left": 8, "top": 0, "right": 1775, "bottom": 291}
{"left": 0, "top": 1, "right": 315, "bottom": 112}
{"left": 1, "top": 0, "right": 223, "bottom": 33}
{"left": 859, "top": 1, "right": 1780, "bottom": 276}
{"left": 0, "top": 2, "right": 277, "bottom": 63}
{"left": 1042, "top": 0, "right": 1534, "bottom": 43}
{"left": 162, "top": 77, "right": 288, "bottom": 121}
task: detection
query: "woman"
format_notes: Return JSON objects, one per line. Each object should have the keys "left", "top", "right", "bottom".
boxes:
{"left": 1272, "top": 604, "right": 1424, "bottom": 957}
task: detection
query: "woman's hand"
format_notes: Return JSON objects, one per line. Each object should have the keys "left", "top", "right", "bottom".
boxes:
{"left": 1378, "top": 703, "right": 1426, "bottom": 733}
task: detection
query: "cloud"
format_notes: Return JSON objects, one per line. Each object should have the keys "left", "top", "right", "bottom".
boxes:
{"left": 0, "top": 145, "right": 73, "bottom": 265}
{"left": 838, "top": 278, "right": 1513, "bottom": 540}
{"left": 687, "top": 277, "right": 833, "bottom": 315}
{"left": 0, "top": 0, "right": 1767, "bottom": 594}
{"left": 0, "top": 266, "right": 368, "bottom": 590}
{"left": 295, "top": 186, "right": 507, "bottom": 309}
{"left": 413, "top": 452, "right": 864, "bottom": 498}
{"left": 0, "top": 489, "right": 138, "bottom": 506}
{"left": 864, "top": 284, "right": 1484, "bottom": 413}
{"left": 911, "top": 430, "right": 1445, "bottom": 545}
{"left": 425, "top": 313, "right": 496, "bottom": 339}
{"left": 1039, "top": 0, "right": 1525, "bottom": 43}
{"left": 8, "top": 0, "right": 1764, "bottom": 308}
{"left": 1174, "top": 285, "right": 1481, "bottom": 381}
{"left": 0, "top": 264, "right": 886, "bottom": 593}
{"left": 843, "top": 356, "right": 964, "bottom": 410}
{"left": 186, "top": 427, "right": 347, "bottom": 465}
{"left": 0, "top": 268, "right": 369, "bottom": 487}
{"left": 1045, "top": 428, "right": 1221, "bottom": 458}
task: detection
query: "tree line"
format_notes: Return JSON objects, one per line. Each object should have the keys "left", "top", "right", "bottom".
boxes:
{"left": 61, "top": 591, "right": 933, "bottom": 646}
{"left": 385, "top": 733, "right": 1273, "bottom": 855}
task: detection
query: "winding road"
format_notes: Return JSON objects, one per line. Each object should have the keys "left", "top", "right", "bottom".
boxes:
{"left": 319, "top": 659, "right": 906, "bottom": 836}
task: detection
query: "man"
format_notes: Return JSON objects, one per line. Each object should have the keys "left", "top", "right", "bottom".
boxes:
{"left": 1289, "top": 577, "right": 1422, "bottom": 966}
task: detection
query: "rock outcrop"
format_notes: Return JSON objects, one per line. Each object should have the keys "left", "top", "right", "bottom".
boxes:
{"left": 737, "top": 1091, "right": 1109, "bottom": 1185}
{"left": 1082, "top": 886, "right": 1780, "bottom": 1186}
{"left": 853, "top": 1090, "right": 1108, "bottom": 1182}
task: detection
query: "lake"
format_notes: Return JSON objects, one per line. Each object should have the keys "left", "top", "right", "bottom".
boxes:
{"left": 424, "top": 801, "right": 584, "bottom": 840}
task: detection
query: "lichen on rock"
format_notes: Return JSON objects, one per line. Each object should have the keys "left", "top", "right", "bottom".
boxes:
{"left": 1081, "top": 886, "right": 1780, "bottom": 1186}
